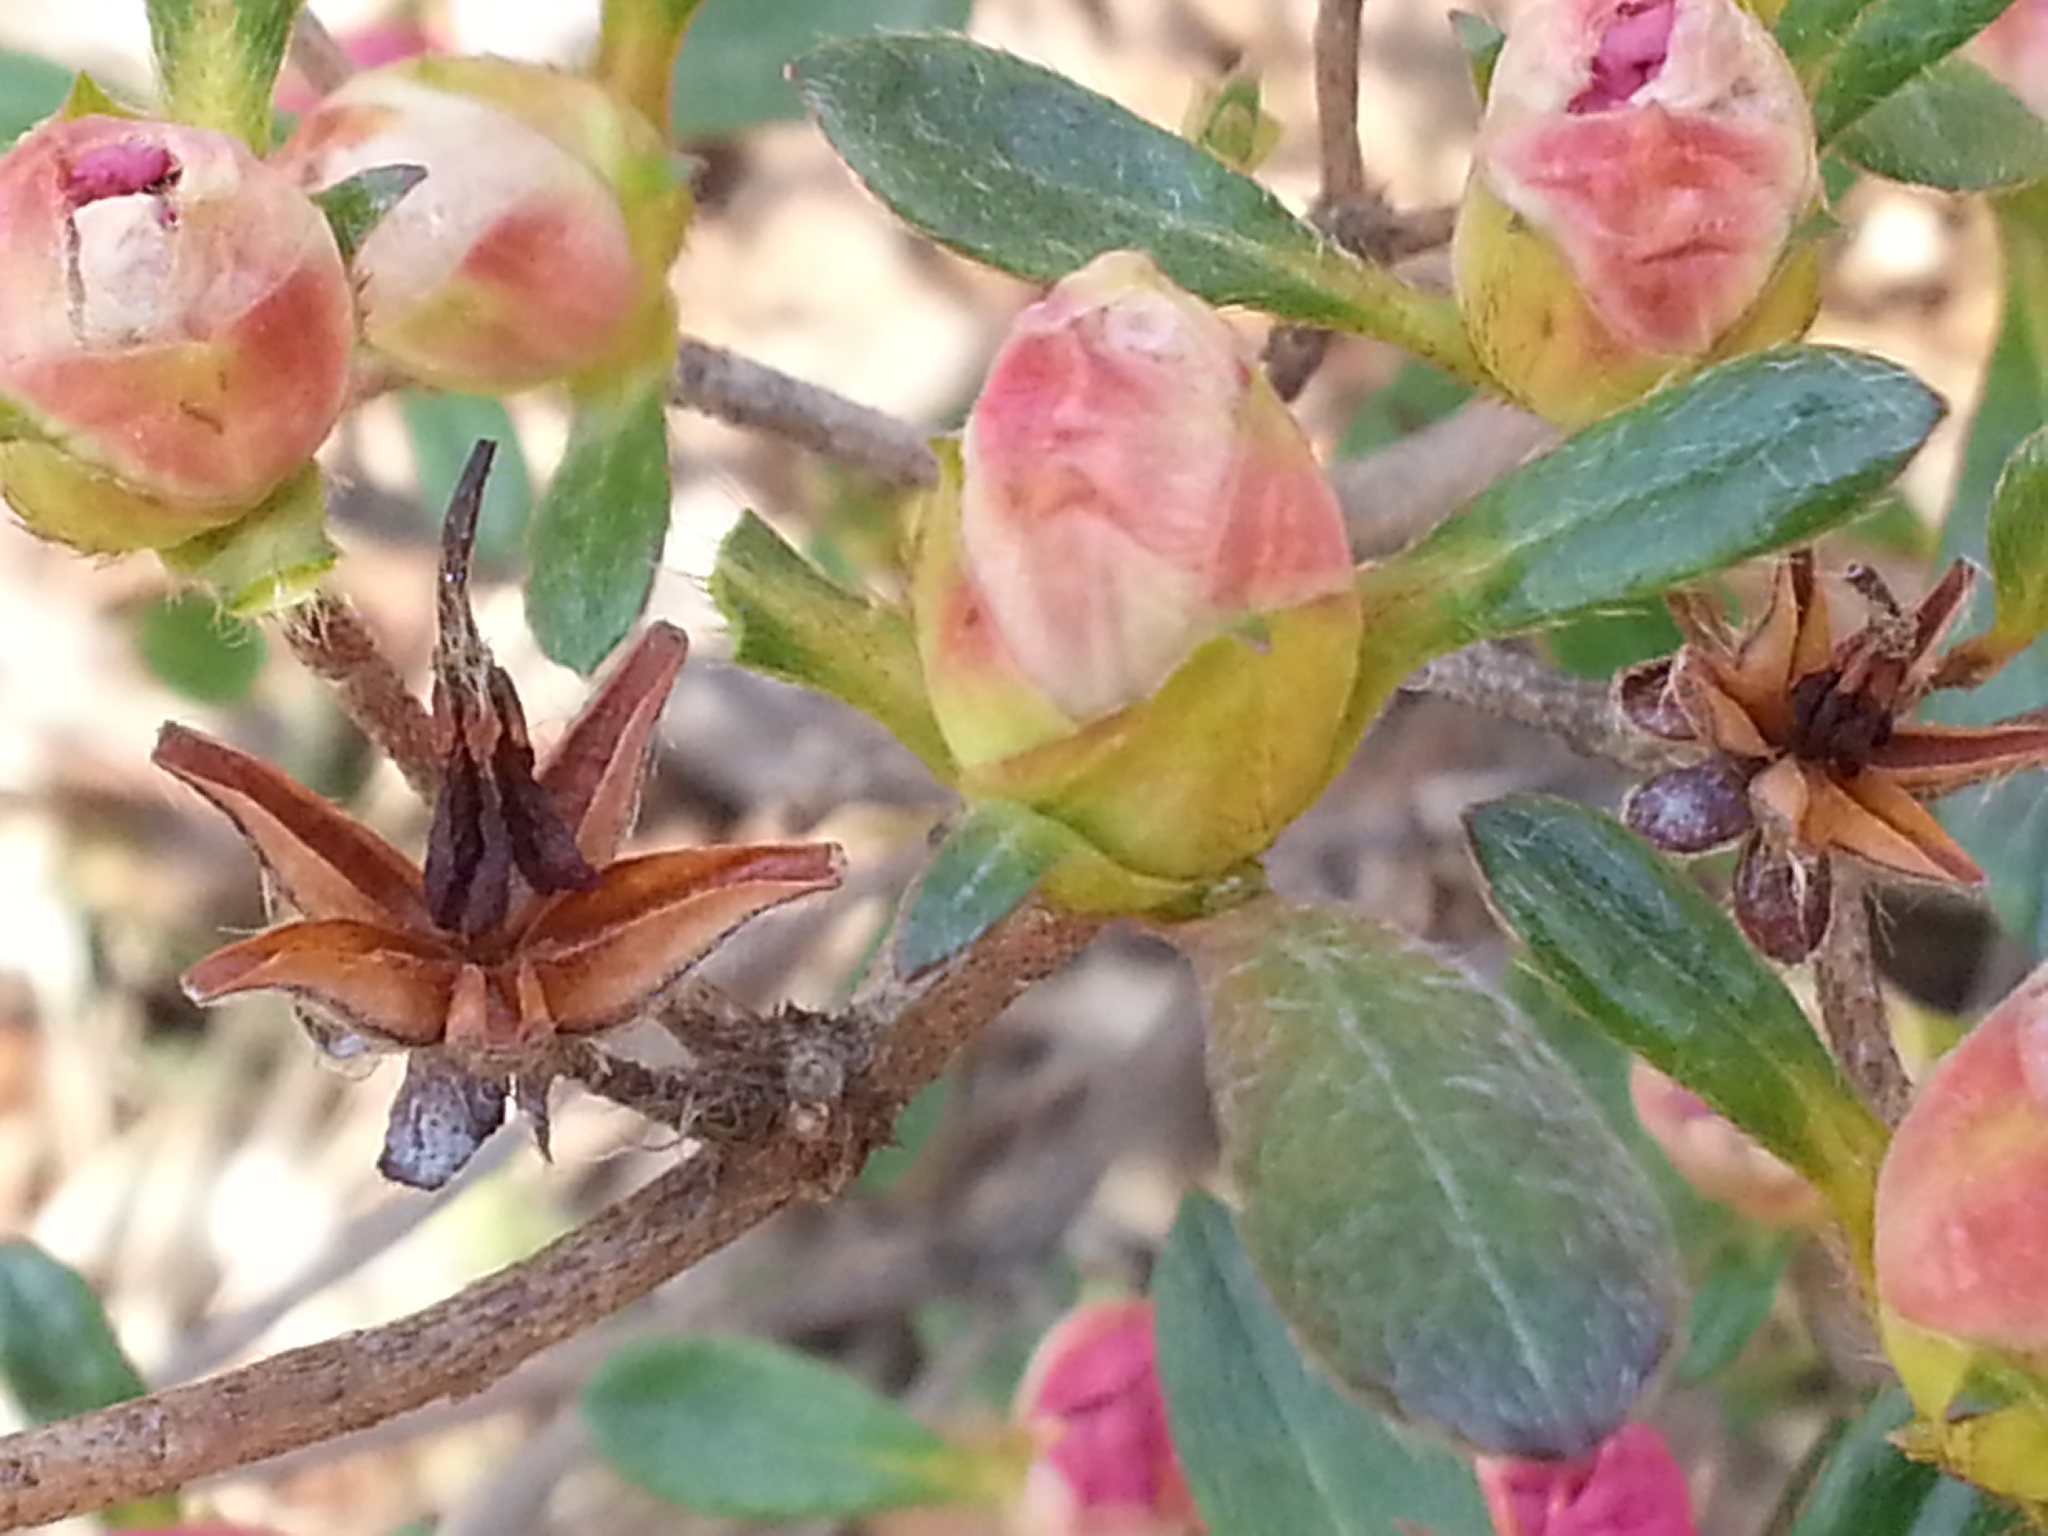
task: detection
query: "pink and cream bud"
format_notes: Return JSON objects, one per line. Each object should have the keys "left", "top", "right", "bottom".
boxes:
{"left": 1475, "top": 1422, "right": 1695, "bottom": 1536}
{"left": 913, "top": 250, "right": 1363, "bottom": 897}
{"left": 1876, "top": 967, "right": 2048, "bottom": 1368}
{"left": 0, "top": 116, "right": 354, "bottom": 552}
{"left": 1628, "top": 1061, "right": 1822, "bottom": 1227}
{"left": 1011, "top": 1299, "right": 1203, "bottom": 1536}
{"left": 277, "top": 56, "right": 689, "bottom": 394}
{"left": 1454, "top": 0, "right": 1819, "bottom": 426}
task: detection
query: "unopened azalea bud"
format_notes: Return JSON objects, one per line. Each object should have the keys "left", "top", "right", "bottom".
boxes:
{"left": 1877, "top": 967, "right": 2048, "bottom": 1370}
{"left": 277, "top": 56, "right": 689, "bottom": 393}
{"left": 913, "top": 250, "right": 1362, "bottom": 903}
{"left": 1011, "top": 1299, "right": 1202, "bottom": 1536}
{"left": 1475, "top": 1422, "right": 1695, "bottom": 1536}
{"left": 0, "top": 116, "right": 354, "bottom": 552}
{"left": 1874, "top": 967, "right": 2048, "bottom": 1501}
{"left": 1628, "top": 1060, "right": 1822, "bottom": 1227}
{"left": 1454, "top": 0, "right": 1819, "bottom": 426}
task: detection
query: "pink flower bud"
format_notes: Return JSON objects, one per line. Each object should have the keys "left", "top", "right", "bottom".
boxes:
{"left": 1628, "top": 1059, "right": 1822, "bottom": 1227}
{"left": 0, "top": 116, "right": 354, "bottom": 552}
{"left": 1875, "top": 967, "right": 2048, "bottom": 1364}
{"left": 1011, "top": 1299, "right": 1203, "bottom": 1536}
{"left": 913, "top": 251, "right": 1362, "bottom": 897}
{"left": 1475, "top": 1422, "right": 1696, "bottom": 1536}
{"left": 277, "top": 56, "right": 689, "bottom": 393}
{"left": 1454, "top": 0, "right": 1819, "bottom": 426}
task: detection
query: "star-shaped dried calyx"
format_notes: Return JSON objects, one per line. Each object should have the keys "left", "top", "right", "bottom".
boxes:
{"left": 153, "top": 442, "right": 844, "bottom": 1184}
{"left": 1620, "top": 552, "right": 2048, "bottom": 963}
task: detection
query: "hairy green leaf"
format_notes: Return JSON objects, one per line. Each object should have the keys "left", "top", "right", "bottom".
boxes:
{"left": 709, "top": 510, "right": 951, "bottom": 775}
{"left": 895, "top": 802, "right": 1067, "bottom": 977}
{"left": 1931, "top": 187, "right": 2048, "bottom": 958}
{"left": 1837, "top": 59, "right": 2048, "bottom": 192}
{"left": 796, "top": 34, "right": 1477, "bottom": 378}
{"left": 1156, "top": 1192, "right": 1491, "bottom": 1536}
{"left": 524, "top": 383, "right": 670, "bottom": 675}
{"left": 1182, "top": 902, "right": 1679, "bottom": 1458}
{"left": 1466, "top": 797, "right": 1889, "bottom": 1262}
{"left": 1806, "top": 0, "right": 2017, "bottom": 146}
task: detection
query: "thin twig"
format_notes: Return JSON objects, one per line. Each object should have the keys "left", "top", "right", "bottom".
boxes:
{"left": 1332, "top": 398, "right": 1557, "bottom": 557}
{"left": 1401, "top": 642, "right": 1680, "bottom": 772}
{"left": 277, "top": 591, "right": 441, "bottom": 797}
{"left": 671, "top": 339, "right": 940, "bottom": 490}
{"left": 1813, "top": 865, "right": 1911, "bottom": 1127}
{"left": 1314, "top": 0, "right": 1368, "bottom": 207}
{"left": 287, "top": 10, "right": 356, "bottom": 97}
{"left": 0, "top": 904, "right": 1104, "bottom": 1526}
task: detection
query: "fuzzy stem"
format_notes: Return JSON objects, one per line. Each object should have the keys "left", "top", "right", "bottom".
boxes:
{"left": 277, "top": 590, "right": 441, "bottom": 796}
{"left": 1813, "top": 865, "right": 1911, "bottom": 1128}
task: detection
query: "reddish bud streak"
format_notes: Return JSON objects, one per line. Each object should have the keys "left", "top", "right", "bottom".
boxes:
{"left": 64, "top": 141, "right": 178, "bottom": 205}
{"left": 1571, "top": 0, "right": 1677, "bottom": 112}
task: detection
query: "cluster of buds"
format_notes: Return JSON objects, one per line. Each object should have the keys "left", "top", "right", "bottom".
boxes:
{"left": 0, "top": 115, "right": 354, "bottom": 554}
{"left": 0, "top": 45, "right": 684, "bottom": 568}
{"left": 911, "top": 250, "right": 1362, "bottom": 908}
{"left": 1454, "top": 0, "right": 1820, "bottom": 426}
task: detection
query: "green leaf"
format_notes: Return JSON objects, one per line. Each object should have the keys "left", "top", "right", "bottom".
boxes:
{"left": 1786, "top": 1388, "right": 2027, "bottom": 1534}
{"left": 1184, "top": 72, "right": 1282, "bottom": 174}
{"left": 1180, "top": 902, "right": 1680, "bottom": 1458}
{"left": 0, "top": 1240, "right": 147, "bottom": 1422}
{"left": 398, "top": 393, "right": 532, "bottom": 566}
{"left": 1980, "top": 428, "right": 2048, "bottom": 653}
{"left": 1452, "top": 12, "right": 1506, "bottom": 104}
{"left": 709, "top": 510, "right": 952, "bottom": 776}
{"left": 583, "top": 1335, "right": 1009, "bottom": 1517}
{"left": 1542, "top": 599, "right": 1683, "bottom": 680}
{"left": 795, "top": 34, "right": 1479, "bottom": 380}
{"left": 0, "top": 50, "right": 71, "bottom": 138}
{"left": 524, "top": 383, "right": 671, "bottom": 675}
{"left": 0, "top": 1244, "right": 178, "bottom": 1527}
{"left": 1351, "top": 347, "right": 1942, "bottom": 685}
{"left": 1156, "top": 1192, "right": 1491, "bottom": 1536}
{"left": 854, "top": 1076, "right": 948, "bottom": 1194}
{"left": 895, "top": 801, "right": 1066, "bottom": 977}
{"left": 1775, "top": 0, "right": 1877, "bottom": 77}
{"left": 147, "top": 0, "right": 300, "bottom": 148}
{"left": 159, "top": 461, "right": 337, "bottom": 616}
{"left": 1837, "top": 59, "right": 2048, "bottom": 192}
{"left": 1336, "top": 360, "right": 1473, "bottom": 457}
{"left": 1931, "top": 187, "right": 2048, "bottom": 958}
{"left": 1675, "top": 1229, "right": 1795, "bottom": 1384}
{"left": 1464, "top": 797, "right": 1890, "bottom": 1263}
{"left": 673, "top": 0, "right": 970, "bottom": 139}
{"left": 311, "top": 164, "right": 426, "bottom": 265}
{"left": 1806, "top": 0, "right": 2016, "bottom": 146}
{"left": 134, "top": 590, "right": 269, "bottom": 706}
